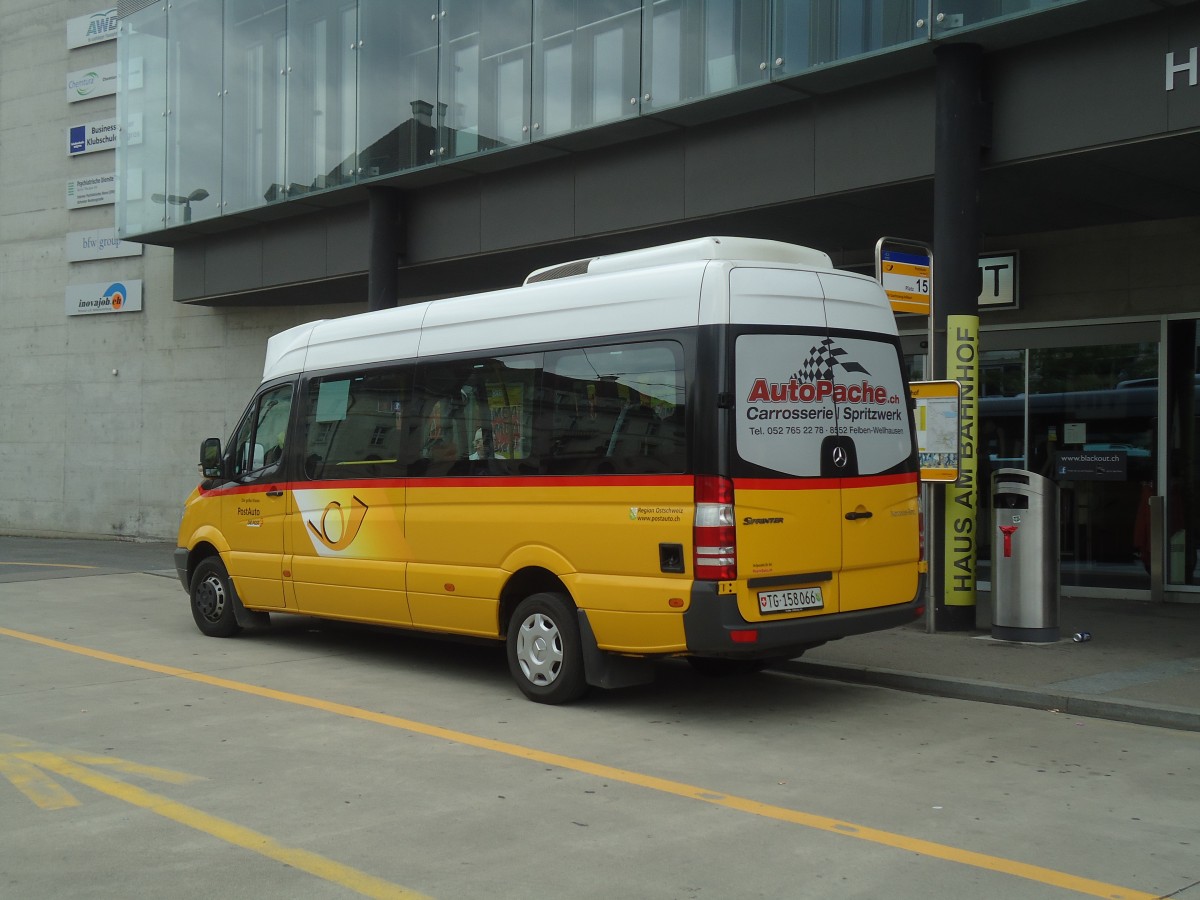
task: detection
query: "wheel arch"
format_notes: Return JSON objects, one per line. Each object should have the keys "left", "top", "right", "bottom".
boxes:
{"left": 499, "top": 567, "right": 571, "bottom": 638}
{"left": 181, "top": 526, "right": 229, "bottom": 585}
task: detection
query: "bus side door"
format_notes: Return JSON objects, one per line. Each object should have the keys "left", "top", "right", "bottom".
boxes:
{"left": 286, "top": 369, "right": 414, "bottom": 626}
{"left": 220, "top": 382, "right": 294, "bottom": 609}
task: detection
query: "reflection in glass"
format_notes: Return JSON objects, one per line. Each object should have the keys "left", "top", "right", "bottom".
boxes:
{"left": 117, "top": 8, "right": 168, "bottom": 238}
{"left": 357, "top": 2, "right": 439, "bottom": 176}
{"left": 642, "top": 0, "right": 768, "bottom": 111}
{"left": 222, "top": 0, "right": 287, "bottom": 212}
{"left": 440, "top": 0, "right": 533, "bottom": 160}
{"left": 534, "top": 1, "right": 642, "bottom": 137}
{"left": 166, "top": 0, "right": 222, "bottom": 227}
{"left": 931, "top": 0, "right": 1066, "bottom": 35}
{"left": 286, "top": 0, "right": 357, "bottom": 196}
{"left": 772, "top": 0, "right": 921, "bottom": 76}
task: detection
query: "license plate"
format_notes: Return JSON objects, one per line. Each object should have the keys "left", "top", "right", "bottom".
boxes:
{"left": 757, "top": 586, "right": 824, "bottom": 614}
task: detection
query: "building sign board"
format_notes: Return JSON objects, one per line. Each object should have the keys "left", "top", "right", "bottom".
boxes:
{"left": 1166, "top": 47, "right": 1198, "bottom": 90}
{"left": 66, "top": 173, "right": 116, "bottom": 209}
{"left": 67, "top": 8, "right": 118, "bottom": 49}
{"left": 977, "top": 253, "right": 1018, "bottom": 308}
{"left": 68, "top": 119, "right": 119, "bottom": 156}
{"left": 66, "top": 229, "right": 143, "bottom": 262}
{"left": 879, "top": 248, "right": 932, "bottom": 315}
{"left": 911, "top": 380, "right": 961, "bottom": 483}
{"left": 67, "top": 63, "right": 118, "bottom": 103}
{"left": 943, "top": 315, "right": 979, "bottom": 609}
{"left": 1055, "top": 450, "right": 1128, "bottom": 481}
{"left": 66, "top": 280, "right": 143, "bottom": 316}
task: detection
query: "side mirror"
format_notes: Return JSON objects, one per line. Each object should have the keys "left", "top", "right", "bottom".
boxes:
{"left": 200, "top": 438, "right": 223, "bottom": 478}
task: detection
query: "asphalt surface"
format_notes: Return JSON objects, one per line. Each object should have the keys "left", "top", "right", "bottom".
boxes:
{"left": 3, "top": 534, "right": 1198, "bottom": 732}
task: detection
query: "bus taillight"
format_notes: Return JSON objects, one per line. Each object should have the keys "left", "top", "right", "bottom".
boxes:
{"left": 694, "top": 475, "right": 736, "bottom": 580}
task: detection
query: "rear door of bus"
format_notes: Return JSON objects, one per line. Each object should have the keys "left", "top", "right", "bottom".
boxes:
{"left": 728, "top": 267, "right": 919, "bottom": 619}
{"left": 822, "top": 273, "right": 920, "bottom": 611}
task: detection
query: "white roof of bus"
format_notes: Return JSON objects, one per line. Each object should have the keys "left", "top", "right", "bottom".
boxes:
{"left": 261, "top": 236, "right": 884, "bottom": 382}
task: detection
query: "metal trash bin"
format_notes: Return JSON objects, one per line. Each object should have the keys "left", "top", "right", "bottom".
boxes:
{"left": 991, "top": 468, "right": 1059, "bottom": 642}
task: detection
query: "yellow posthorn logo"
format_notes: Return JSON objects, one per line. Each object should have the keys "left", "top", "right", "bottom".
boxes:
{"left": 306, "top": 495, "right": 369, "bottom": 551}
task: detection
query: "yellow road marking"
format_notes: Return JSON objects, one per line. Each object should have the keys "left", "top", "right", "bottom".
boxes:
{"left": 19, "top": 751, "right": 427, "bottom": 900}
{"left": 0, "top": 753, "right": 80, "bottom": 810}
{"left": 0, "top": 625, "right": 1157, "bottom": 900}
{"left": 0, "top": 562, "right": 96, "bottom": 569}
{"left": 0, "top": 734, "right": 427, "bottom": 900}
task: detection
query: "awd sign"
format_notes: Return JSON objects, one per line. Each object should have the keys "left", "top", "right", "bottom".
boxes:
{"left": 67, "top": 8, "right": 118, "bottom": 50}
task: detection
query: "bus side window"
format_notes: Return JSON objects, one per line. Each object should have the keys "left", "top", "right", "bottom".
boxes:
{"left": 414, "top": 353, "right": 543, "bottom": 477}
{"left": 302, "top": 367, "right": 413, "bottom": 480}
{"left": 544, "top": 341, "right": 686, "bottom": 476}
{"left": 229, "top": 383, "right": 293, "bottom": 481}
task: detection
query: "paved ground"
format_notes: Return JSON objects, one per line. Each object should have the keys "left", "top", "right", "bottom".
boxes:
{"left": 787, "top": 592, "right": 1200, "bottom": 732}
{"left": 2, "top": 534, "right": 1198, "bottom": 731}
{"left": 1, "top": 547, "right": 1197, "bottom": 900}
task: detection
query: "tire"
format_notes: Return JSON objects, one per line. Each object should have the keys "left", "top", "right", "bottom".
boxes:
{"left": 506, "top": 592, "right": 588, "bottom": 704}
{"left": 189, "top": 556, "right": 243, "bottom": 638}
{"left": 686, "top": 656, "right": 770, "bottom": 677}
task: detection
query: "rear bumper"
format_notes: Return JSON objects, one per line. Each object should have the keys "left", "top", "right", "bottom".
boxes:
{"left": 682, "top": 581, "right": 921, "bottom": 659}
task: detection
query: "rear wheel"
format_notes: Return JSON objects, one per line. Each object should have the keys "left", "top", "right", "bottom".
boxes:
{"left": 506, "top": 592, "right": 588, "bottom": 704}
{"left": 189, "top": 556, "right": 242, "bottom": 638}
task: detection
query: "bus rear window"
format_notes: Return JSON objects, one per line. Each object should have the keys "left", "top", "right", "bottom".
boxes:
{"left": 734, "top": 333, "right": 913, "bottom": 477}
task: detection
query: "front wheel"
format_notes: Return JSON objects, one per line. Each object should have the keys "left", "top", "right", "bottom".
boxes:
{"left": 506, "top": 592, "right": 588, "bottom": 704}
{"left": 189, "top": 556, "right": 242, "bottom": 638}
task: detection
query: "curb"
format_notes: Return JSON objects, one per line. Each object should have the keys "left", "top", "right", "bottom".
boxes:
{"left": 778, "top": 660, "right": 1200, "bottom": 733}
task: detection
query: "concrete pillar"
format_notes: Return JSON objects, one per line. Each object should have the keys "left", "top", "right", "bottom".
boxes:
{"left": 367, "top": 187, "right": 403, "bottom": 311}
{"left": 933, "top": 43, "right": 987, "bottom": 631}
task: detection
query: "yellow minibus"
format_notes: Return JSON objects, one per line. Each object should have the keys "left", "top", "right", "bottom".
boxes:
{"left": 175, "top": 237, "right": 922, "bottom": 703}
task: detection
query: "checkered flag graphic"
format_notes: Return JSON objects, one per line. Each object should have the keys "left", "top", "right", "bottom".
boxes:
{"left": 794, "top": 338, "right": 871, "bottom": 383}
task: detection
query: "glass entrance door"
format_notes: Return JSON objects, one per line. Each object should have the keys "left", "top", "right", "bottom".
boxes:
{"left": 970, "top": 331, "right": 1159, "bottom": 593}
{"left": 906, "top": 324, "right": 1167, "bottom": 595}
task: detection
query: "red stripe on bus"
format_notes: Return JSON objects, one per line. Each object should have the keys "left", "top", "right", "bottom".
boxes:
{"left": 734, "top": 472, "right": 919, "bottom": 491}
{"left": 199, "top": 474, "right": 695, "bottom": 496}
{"left": 198, "top": 471, "right": 915, "bottom": 498}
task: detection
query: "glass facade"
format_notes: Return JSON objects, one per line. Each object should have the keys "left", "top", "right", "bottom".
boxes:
{"left": 931, "top": 0, "right": 1081, "bottom": 36}
{"left": 773, "top": 1, "right": 922, "bottom": 76}
{"left": 642, "top": 0, "right": 769, "bottom": 110}
{"left": 222, "top": 0, "right": 287, "bottom": 211}
{"left": 439, "top": 1, "right": 534, "bottom": 159}
{"left": 168, "top": 0, "right": 222, "bottom": 225}
{"left": 117, "top": 9, "right": 167, "bottom": 236}
{"left": 533, "top": 1, "right": 642, "bottom": 137}
{"left": 356, "top": 3, "right": 439, "bottom": 175}
{"left": 285, "top": 0, "right": 358, "bottom": 197}
{"left": 905, "top": 329, "right": 1187, "bottom": 595}
{"left": 117, "top": 0, "right": 1084, "bottom": 237}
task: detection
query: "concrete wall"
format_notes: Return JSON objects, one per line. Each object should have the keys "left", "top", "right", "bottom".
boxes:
{"left": 977, "top": 217, "right": 1200, "bottom": 332}
{"left": 0, "top": 1, "right": 360, "bottom": 540}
